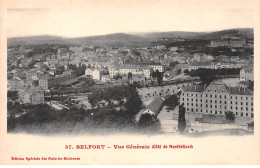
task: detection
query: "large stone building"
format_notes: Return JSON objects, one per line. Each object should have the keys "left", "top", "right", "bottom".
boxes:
{"left": 180, "top": 81, "right": 254, "bottom": 118}
{"left": 240, "top": 68, "right": 254, "bottom": 81}
{"left": 109, "top": 62, "right": 162, "bottom": 78}
{"left": 38, "top": 70, "right": 76, "bottom": 89}
{"left": 18, "top": 86, "right": 44, "bottom": 105}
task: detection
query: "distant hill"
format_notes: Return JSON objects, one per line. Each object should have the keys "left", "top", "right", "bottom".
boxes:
{"left": 134, "top": 31, "right": 208, "bottom": 39}
{"left": 7, "top": 35, "right": 72, "bottom": 46}
{"left": 69, "top": 33, "right": 147, "bottom": 43}
{"left": 7, "top": 28, "right": 254, "bottom": 46}
{"left": 193, "top": 28, "right": 254, "bottom": 40}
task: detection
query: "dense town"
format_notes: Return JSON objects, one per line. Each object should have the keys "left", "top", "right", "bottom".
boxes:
{"left": 7, "top": 29, "right": 254, "bottom": 135}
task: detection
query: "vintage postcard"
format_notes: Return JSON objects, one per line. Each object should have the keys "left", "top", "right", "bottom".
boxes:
{"left": 0, "top": 0, "right": 260, "bottom": 165}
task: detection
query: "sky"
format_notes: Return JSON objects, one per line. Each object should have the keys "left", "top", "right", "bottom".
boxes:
{"left": 7, "top": 7, "right": 254, "bottom": 38}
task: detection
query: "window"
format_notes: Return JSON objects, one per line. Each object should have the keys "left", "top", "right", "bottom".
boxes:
{"left": 215, "top": 105, "right": 217, "bottom": 108}
{"left": 251, "top": 103, "right": 253, "bottom": 106}
{"left": 251, "top": 114, "right": 254, "bottom": 118}
{"left": 251, "top": 108, "right": 253, "bottom": 111}
{"left": 246, "top": 97, "right": 248, "bottom": 100}
{"left": 220, "top": 95, "right": 222, "bottom": 98}
{"left": 215, "top": 110, "right": 217, "bottom": 114}
{"left": 236, "top": 102, "right": 237, "bottom": 105}
{"left": 191, "top": 98, "right": 193, "bottom": 101}
{"left": 210, "top": 94, "right": 212, "bottom": 98}
{"left": 231, "top": 101, "right": 232, "bottom": 104}
{"left": 196, "top": 104, "right": 198, "bottom": 107}
{"left": 210, "top": 100, "right": 212, "bottom": 103}
{"left": 191, "top": 103, "right": 193, "bottom": 106}
{"left": 220, "top": 100, "right": 222, "bottom": 104}
{"left": 215, "top": 95, "right": 217, "bottom": 98}
{"left": 225, "top": 106, "right": 226, "bottom": 109}
{"left": 246, "top": 102, "right": 248, "bottom": 105}
{"left": 200, "top": 99, "right": 202, "bottom": 102}
{"left": 236, "top": 96, "right": 237, "bottom": 100}
{"left": 206, "top": 104, "right": 208, "bottom": 108}
{"left": 241, "top": 107, "right": 243, "bottom": 110}
{"left": 206, "top": 110, "right": 208, "bottom": 113}
{"left": 241, "top": 102, "right": 243, "bottom": 105}
{"left": 236, "top": 112, "right": 238, "bottom": 115}
{"left": 196, "top": 99, "right": 198, "bottom": 102}
{"left": 224, "top": 101, "right": 226, "bottom": 104}
{"left": 231, "top": 106, "right": 233, "bottom": 109}
{"left": 246, "top": 107, "right": 248, "bottom": 111}
{"left": 187, "top": 108, "right": 189, "bottom": 111}
{"left": 187, "top": 98, "right": 189, "bottom": 101}
{"left": 214, "top": 90, "right": 217, "bottom": 93}
{"left": 210, "top": 105, "right": 212, "bottom": 108}
{"left": 224, "top": 95, "right": 226, "bottom": 99}
{"left": 206, "top": 100, "right": 208, "bottom": 103}
{"left": 201, "top": 104, "right": 202, "bottom": 107}
{"left": 206, "top": 94, "right": 208, "bottom": 97}
{"left": 220, "top": 111, "right": 222, "bottom": 114}
{"left": 246, "top": 113, "right": 248, "bottom": 116}
{"left": 241, "top": 97, "right": 242, "bottom": 100}
{"left": 241, "top": 113, "right": 243, "bottom": 117}
{"left": 236, "top": 107, "right": 238, "bottom": 110}
{"left": 215, "top": 100, "right": 217, "bottom": 103}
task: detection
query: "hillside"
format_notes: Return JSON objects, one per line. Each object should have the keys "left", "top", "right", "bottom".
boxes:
{"left": 7, "top": 28, "right": 254, "bottom": 46}
{"left": 135, "top": 31, "right": 208, "bottom": 39}
{"left": 193, "top": 28, "right": 254, "bottom": 40}
{"left": 69, "top": 33, "right": 147, "bottom": 43}
{"left": 7, "top": 35, "right": 71, "bottom": 46}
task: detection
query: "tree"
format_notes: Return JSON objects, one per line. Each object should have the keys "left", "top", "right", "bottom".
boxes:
{"left": 128, "top": 72, "right": 132, "bottom": 79}
{"left": 138, "top": 113, "right": 161, "bottom": 131}
{"left": 156, "top": 70, "right": 163, "bottom": 86}
{"left": 178, "top": 103, "right": 186, "bottom": 133}
{"left": 164, "top": 94, "right": 179, "bottom": 110}
{"left": 225, "top": 111, "right": 235, "bottom": 122}
{"left": 183, "top": 69, "right": 189, "bottom": 75}
{"left": 189, "top": 69, "right": 197, "bottom": 77}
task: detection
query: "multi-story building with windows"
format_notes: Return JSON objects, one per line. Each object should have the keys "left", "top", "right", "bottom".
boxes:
{"left": 180, "top": 81, "right": 254, "bottom": 118}
{"left": 108, "top": 62, "right": 162, "bottom": 78}
{"left": 240, "top": 68, "right": 254, "bottom": 81}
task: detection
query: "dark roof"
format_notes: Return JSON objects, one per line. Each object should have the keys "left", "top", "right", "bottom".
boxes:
{"left": 229, "top": 87, "right": 253, "bottom": 95}
{"left": 145, "top": 97, "right": 165, "bottom": 115}
{"left": 190, "top": 61, "right": 212, "bottom": 66}
{"left": 237, "top": 81, "right": 250, "bottom": 86}
{"left": 181, "top": 85, "right": 204, "bottom": 93}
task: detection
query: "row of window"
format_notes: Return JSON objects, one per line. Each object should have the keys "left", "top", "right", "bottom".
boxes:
{"left": 186, "top": 108, "right": 254, "bottom": 118}
{"left": 183, "top": 98, "right": 253, "bottom": 106}
{"left": 183, "top": 93, "right": 253, "bottom": 101}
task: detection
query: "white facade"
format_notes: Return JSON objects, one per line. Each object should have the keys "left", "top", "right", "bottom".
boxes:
{"left": 93, "top": 69, "right": 101, "bottom": 80}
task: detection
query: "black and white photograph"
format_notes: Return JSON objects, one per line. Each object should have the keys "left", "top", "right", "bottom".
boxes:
{"left": 6, "top": 7, "right": 254, "bottom": 136}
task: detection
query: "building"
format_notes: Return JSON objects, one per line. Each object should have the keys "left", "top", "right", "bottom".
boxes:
{"left": 211, "top": 40, "right": 229, "bottom": 47}
{"left": 180, "top": 81, "right": 254, "bottom": 118}
{"left": 93, "top": 69, "right": 101, "bottom": 80}
{"left": 189, "top": 62, "right": 213, "bottom": 71}
{"left": 85, "top": 68, "right": 93, "bottom": 76}
{"left": 38, "top": 71, "right": 76, "bottom": 89}
{"left": 8, "top": 77, "right": 25, "bottom": 91}
{"left": 240, "top": 68, "right": 254, "bottom": 81}
{"left": 108, "top": 62, "right": 161, "bottom": 78}
{"left": 18, "top": 86, "right": 44, "bottom": 105}
{"left": 143, "top": 97, "right": 165, "bottom": 116}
